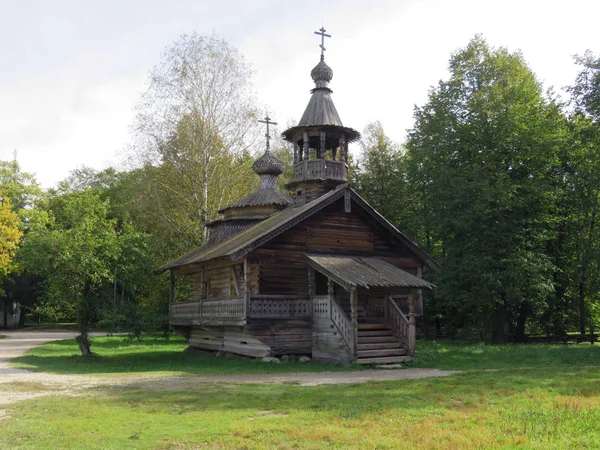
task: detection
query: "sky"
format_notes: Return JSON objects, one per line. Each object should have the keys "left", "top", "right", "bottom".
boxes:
{"left": 1, "top": 0, "right": 599, "bottom": 187}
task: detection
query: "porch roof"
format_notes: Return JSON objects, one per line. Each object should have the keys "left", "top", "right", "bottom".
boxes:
{"left": 305, "top": 254, "right": 435, "bottom": 292}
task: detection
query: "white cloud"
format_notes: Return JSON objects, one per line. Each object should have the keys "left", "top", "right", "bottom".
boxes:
{"left": 1, "top": 0, "right": 599, "bottom": 186}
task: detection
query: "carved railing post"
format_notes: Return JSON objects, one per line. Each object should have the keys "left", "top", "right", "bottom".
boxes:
{"left": 243, "top": 259, "right": 251, "bottom": 320}
{"left": 303, "top": 131, "right": 309, "bottom": 160}
{"left": 350, "top": 288, "right": 358, "bottom": 361}
{"left": 408, "top": 289, "right": 416, "bottom": 355}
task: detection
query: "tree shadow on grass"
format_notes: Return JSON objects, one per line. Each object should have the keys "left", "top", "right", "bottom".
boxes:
{"left": 11, "top": 336, "right": 357, "bottom": 376}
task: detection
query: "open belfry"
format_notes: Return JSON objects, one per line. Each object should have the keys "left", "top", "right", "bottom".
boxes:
{"left": 163, "top": 28, "right": 437, "bottom": 364}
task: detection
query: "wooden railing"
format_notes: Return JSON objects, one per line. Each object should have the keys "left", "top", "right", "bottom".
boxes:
{"left": 202, "top": 297, "right": 244, "bottom": 317}
{"left": 170, "top": 300, "right": 201, "bottom": 324}
{"left": 313, "top": 295, "right": 354, "bottom": 355}
{"left": 312, "top": 295, "right": 330, "bottom": 318}
{"left": 293, "top": 159, "right": 348, "bottom": 183}
{"left": 171, "top": 296, "right": 313, "bottom": 323}
{"left": 330, "top": 295, "right": 354, "bottom": 355}
{"left": 249, "top": 295, "right": 312, "bottom": 318}
{"left": 387, "top": 296, "right": 409, "bottom": 347}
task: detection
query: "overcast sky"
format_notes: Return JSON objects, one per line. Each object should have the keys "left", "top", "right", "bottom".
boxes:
{"left": 1, "top": 0, "right": 599, "bottom": 187}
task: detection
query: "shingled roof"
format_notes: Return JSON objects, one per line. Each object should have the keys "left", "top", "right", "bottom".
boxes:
{"left": 305, "top": 254, "right": 436, "bottom": 291}
{"left": 160, "top": 186, "right": 438, "bottom": 271}
{"left": 219, "top": 188, "right": 292, "bottom": 213}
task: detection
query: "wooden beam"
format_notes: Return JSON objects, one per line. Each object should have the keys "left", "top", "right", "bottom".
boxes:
{"left": 230, "top": 266, "right": 241, "bottom": 296}
{"left": 243, "top": 259, "right": 251, "bottom": 319}
{"left": 308, "top": 267, "right": 316, "bottom": 297}
{"left": 408, "top": 289, "right": 416, "bottom": 355}
{"left": 303, "top": 131, "right": 309, "bottom": 160}
{"left": 350, "top": 288, "right": 358, "bottom": 360}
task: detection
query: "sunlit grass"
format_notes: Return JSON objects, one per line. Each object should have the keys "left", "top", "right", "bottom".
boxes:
{"left": 2, "top": 368, "right": 600, "bottom": 449}
{"left": 411, "top": 339, "right": 600, "bottom": 370}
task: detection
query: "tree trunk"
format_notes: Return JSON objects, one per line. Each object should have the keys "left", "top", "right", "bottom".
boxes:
{"left": 77, "top": 283, "right": 93, "bottom": 357}
{"left": 515, "top": 302, "right": 529, "bottom": 342}
{"left": 2, "top": 296, "right": 7, "bottom": 329}
{"left": 580, "top": 282, "right": 586, "bottom": 335}
{"left": 76, "top": 319, "right": 92, "bottom": 358}
{"left": 492, "top": 301, "right": 508, "bottom": 343}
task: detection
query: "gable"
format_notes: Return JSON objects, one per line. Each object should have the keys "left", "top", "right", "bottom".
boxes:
{"left": 250, "top": 196, "right": 425, "bottom": 271}
{"left": 160, "top": 186, "right": 437, "bottom": 271}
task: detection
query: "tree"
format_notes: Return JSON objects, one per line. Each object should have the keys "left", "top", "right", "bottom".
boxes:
{"left": 0, "top": 194, "right": 24, "bottom": 329}
{"left": 355, "top": 122, "right": 423, "bottom": 243}
{"left": 130, "top": 33, "right": 261, "bottom": 255}
{"left": 406, "top": 36, "right": 567, "bottom": 340}
{"left": 563, "top": 52, "right": 600, "bottom": 334}
{"left": 18, "top": 190, "right": 151, "bottom": 355}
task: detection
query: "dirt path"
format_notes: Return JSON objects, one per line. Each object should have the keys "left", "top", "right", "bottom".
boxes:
{"left": 0, "top": 330, "right": 459, "bottom": 405}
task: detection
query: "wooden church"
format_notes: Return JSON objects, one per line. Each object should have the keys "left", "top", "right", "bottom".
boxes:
{"left": 163, "top": 29, "right": 437, "bottom": 364}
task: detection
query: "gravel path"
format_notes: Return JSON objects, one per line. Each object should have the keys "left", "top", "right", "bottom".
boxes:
{"left": 0, "top": 329, "right": 459, "bottom": 406}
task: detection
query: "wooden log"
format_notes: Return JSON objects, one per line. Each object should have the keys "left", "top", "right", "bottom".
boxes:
{"left": 408, "top": 289, "right": 416, "bottom": 355}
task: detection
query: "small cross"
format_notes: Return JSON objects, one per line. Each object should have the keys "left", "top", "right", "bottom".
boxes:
{"left": 314, "top": 27, "right": 331, "bottom": 60}
{"left": 258, "top": 115, "right": 277, "bottom": 151}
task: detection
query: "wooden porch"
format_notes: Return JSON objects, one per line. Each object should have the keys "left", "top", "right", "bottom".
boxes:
{"left": 170, "top": 290, "right": 417, "bottom": 364}
{"left": 170, "top": 295, "right": 312, "bottom": 327}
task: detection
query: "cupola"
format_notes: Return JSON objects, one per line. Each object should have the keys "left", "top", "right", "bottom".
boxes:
{"left": 282, "top": 27, "right": 360, "bottom": 205}
{"left": 207, "top": 116, "right": 291, "bottom": 244}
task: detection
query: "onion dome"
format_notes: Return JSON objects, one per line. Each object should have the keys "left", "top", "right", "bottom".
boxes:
{"left": 311, "top": 58, "right": 333, "bottom": 89}
{"left": 252, "top": 150, "right": 285, "bottom": 176}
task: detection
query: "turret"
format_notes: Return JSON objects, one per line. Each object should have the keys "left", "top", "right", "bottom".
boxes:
{"left": 282, "top": 27, "right": 360, "bottom": 205}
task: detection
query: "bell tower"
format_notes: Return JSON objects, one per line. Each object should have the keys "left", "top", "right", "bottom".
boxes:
{"left": 282, "top": 27, "right": 360, "bottom": 205}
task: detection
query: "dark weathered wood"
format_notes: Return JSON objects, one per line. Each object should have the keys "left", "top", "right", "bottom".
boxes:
{"left": 408, "top": 289, "right": 416, "bottom": 355}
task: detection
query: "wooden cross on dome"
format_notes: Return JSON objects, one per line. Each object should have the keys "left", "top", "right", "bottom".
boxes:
{"left": 258, "top": 115, "right": 277, "bottom": 151}
{"left": 314, "top": 27, "right": 331, "bottom": 59}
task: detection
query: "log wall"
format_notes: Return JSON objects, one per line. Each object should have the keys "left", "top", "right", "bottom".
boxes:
{"left": 188, "top": 327, "right": 271, "bottom": 358}
{"left": 249, "top": 198, "right": 422, "bottom": 273}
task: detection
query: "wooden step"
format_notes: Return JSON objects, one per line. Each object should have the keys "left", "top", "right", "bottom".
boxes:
{"left": 357, "top": 355, "right": 414, "bottom": 365}
{"left": 357, "top": 348, "right": 408, "bottom": 358}
{"left": 358, "top": 336, "right": 398, "bottom": 344}
{"left": 358, "top": 342, "right": 403, "bottom": 351}
{"left": 357, "top": 323, "right": 390, "bottom": 330}
{"left": 358, "top": 330, "right": 394, "bottom": 337}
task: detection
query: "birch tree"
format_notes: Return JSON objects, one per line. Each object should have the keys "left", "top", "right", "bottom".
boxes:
{"left": 130, "top": 33, "right": 261, "bottom": 252}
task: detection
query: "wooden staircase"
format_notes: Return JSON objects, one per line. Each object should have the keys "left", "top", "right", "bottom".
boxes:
{"left": 356, "top": 322, "right": 410, "bottom": 365}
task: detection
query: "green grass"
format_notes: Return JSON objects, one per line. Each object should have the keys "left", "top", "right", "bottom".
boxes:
{"left": 0, "top": 334, "right": 5, "bottom": 339}
{"left": 2, "top": 367, "right": 600, "bottom": 449}
{"left": 11, "top": 335, "right": 359, "bottom": 376}
{"left": 410, "top": 339, "right": 600, "bottom": 370}
{"left": 5, "top": 338, "right": 600, "bottom": 448}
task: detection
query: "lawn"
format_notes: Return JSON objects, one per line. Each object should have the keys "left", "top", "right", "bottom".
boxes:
{"left": 11, "top": 334, "right": 359, "bottom": 376}
{"left": 3, "top": 338, "right": 600, "bottom": 449}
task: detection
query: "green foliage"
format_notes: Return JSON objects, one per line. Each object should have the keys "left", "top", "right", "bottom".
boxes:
{"left": 18, "top": 189, "right": 157, "bottom": 338}
{"left": 130, "top": 33, "right": 261, "bottom": 257}
{"left": 0, "top": 195, "right": 23, "bottom": 278}
{"left": 405, "top": 36, "right": 568, "bottom": 339}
